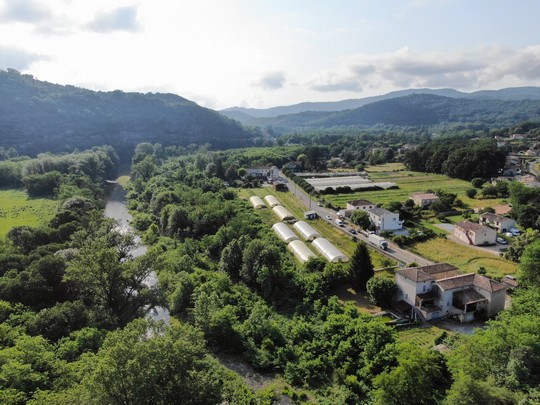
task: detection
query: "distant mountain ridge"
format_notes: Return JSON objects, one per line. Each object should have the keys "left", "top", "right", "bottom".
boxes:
{"left": 242, "top": 93, "right": 540, "bottom": 133}
{"left": 220, "top": 87, "right": 540, "bottom": 123}
{"left": 0, "top": 69, "right": 253, "bottom": 157}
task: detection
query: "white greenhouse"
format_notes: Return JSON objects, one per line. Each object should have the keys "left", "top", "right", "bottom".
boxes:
{"left": 249, "top": 196, "right": 266, "bottom": 209}
{"left": 272, "top": 223, "right": 299, "bottom": 243}
{"left": 264, "top": 195, "right": 281, "bottom": 208}
{"left": 293, "top": 221, "right": 321, "bottom": 241}
{"left": 288, "top": 240, "right": 317, "bottom": 264}
{"left": 312, "top": 238, "right": 349, "bottom": 263}
{"left": 272, "top": 205, "right": 295, "bottom": 221}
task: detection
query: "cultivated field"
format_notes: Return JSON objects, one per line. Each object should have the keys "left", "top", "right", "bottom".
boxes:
{"left": 410, "top": 237, "right": 518, "bottom": 277}
{"left": 325, "top": 163, "right": 504, "bottom": 209}
{"left": 0, "top": 189, "right": 58, "bottom": 238}
{"left": 397, "top": 325, "right": 452, "bottom": 347}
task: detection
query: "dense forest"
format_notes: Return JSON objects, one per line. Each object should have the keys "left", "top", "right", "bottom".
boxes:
{"left": 0, "top": 69, "right": 255, "bottom": 158}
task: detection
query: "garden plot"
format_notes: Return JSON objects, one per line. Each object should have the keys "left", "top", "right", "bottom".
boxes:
{"left": 304, "top": 176, "right": 396, "bottom": 191}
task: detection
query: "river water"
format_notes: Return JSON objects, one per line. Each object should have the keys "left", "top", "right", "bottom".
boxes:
{"left": 104, "top": 182, "right": 170, "bottom": 324}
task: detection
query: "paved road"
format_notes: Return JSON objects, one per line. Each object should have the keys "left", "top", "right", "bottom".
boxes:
{"left": 281, "top": 173, "right": 432, "bottom": 266}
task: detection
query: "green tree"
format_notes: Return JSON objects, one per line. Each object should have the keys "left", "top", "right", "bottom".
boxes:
{"left": 349, "top": 242, "right": 374, "bottom": 291}
{"left": 471, "top": 178, "right": 485, "bottom": 188}
{"left": 518, "top": 239, "right": 540, "bottom": 288}
{"left": 466, "top": 188, "right": 477, "bottom": 198}
{"left": 373, "top": 344, "right": 449, "bottom": 405}
{"left": 81, "top": 319, "right": 253, "bottom": 404}
{"left": 366, "top": 277, "right": 397, "bottom": 307}
{"left": 350, "top": 210, "right": 371, "bottom": 229}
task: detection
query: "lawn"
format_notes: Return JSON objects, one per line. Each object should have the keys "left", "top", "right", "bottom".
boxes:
{"left": 325, "top": 165, "right": 503, "bottom": 209}
{"left": 409, "top": 237, "right": 518, "bottom": 277}
{"left": 0, "top": 189, "right": 58, "bottom": 238}
{"left": 238, "top": 187, "right": 394, "bottom": 269}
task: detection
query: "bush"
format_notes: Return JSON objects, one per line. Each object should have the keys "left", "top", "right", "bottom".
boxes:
{"left": 366, "top": 278, "right": 397, "bottom": 308}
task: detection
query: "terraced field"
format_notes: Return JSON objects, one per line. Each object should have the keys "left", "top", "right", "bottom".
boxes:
{"left": 325, "top": 164, "right": 503, "bottom": 209}
{"left": 0, "top": 189, "right": 58, "bottom": 237}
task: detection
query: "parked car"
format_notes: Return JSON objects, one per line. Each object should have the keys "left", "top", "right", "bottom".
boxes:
{"left": 509, "top": 227, "right": 521, "bottom": 236}
{"left": 504, "top": 232, "right": 513, "bottom": 238}
{"left": 496, "top": 237, "right": 507, "bottom": 244}
{"left": 349, "top": 229, "right": 357, "bottom": 234}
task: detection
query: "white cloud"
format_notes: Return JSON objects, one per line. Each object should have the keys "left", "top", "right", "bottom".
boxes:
{"left": 0, "top": 45, "right": 47, "bottom": 69}
{"left": 0, "top": 0, "right": 51, "bottom": 23}
{"left": 309, "top": 46, "right": 540, "bottom": 94}
{"left": 253, "top": 72, "right": 287, "bottom": 90}
{"left": 86, "top": 6, "right": 140, "bottom": 33}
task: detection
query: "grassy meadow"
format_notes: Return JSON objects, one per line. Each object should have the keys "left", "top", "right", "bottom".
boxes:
{"left": 410, "top": 237, "right": 518, "bottom": 277}
{"left": 325, "top": 163, "right": 504, "bottom": 209}
{"left": 0, "top": 189, "right": 58, "bottom": 238}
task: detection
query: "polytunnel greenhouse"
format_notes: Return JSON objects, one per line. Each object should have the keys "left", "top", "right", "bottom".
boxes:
{"left": 272, "top": 222, "right": 299, "bottom": 243}
{"left": 288, "top": 240, "right": 317, "bottom": 264}
{"left": 293, "top": 221, "right": 321, "bottom": 241}
{"left": 312, "top": 238, "right": 348, "bottom": 263}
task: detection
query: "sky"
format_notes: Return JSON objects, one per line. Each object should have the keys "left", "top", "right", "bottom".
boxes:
{"left": 2, "top": 0, "right": 540, "bottom": 110}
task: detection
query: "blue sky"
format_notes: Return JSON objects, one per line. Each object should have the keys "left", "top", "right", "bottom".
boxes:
{"left": 1, "top": 0, "right": 540, "bottom": 109}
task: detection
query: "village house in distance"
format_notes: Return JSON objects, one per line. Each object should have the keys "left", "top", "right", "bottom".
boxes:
{"left": 454, "top": 221, "right": 497, "bottom": 246}
{"left": 410, "top": 192, "right": 439, "bottom": 207}
{"left": 395, "top": 263, "right": 507, "bottom": 323}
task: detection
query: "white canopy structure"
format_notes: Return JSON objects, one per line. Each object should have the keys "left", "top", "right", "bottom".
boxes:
{"left": 293, "top": 221, "right": 321, "bottom": 241}
{"left": 264, "top": 195, "right": 281, "bottom": 208}
{"left": 272, "top": 223, "right": 299, "bottom": 243}
{"left": 312, "top": 238, "right": 348, "bottom": 263}
{"left": 288, "top": 240, "right": 317, "bottom": 264}
{"left": 272, "top": 205, "right": 295, "bottom": 221}
{"left": 249, "top": 196, "right": 266, "bottom": 209}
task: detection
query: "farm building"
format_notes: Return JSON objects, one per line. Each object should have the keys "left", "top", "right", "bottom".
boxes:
{"left": 479, "top": 212, "right": 516, "bottom": 232}
{"left": 246, "top": 165, "right": 279, "bottom": 179}
{"left": 454, "top": 221, "right": 497, "bottom": 246}
{"left": 272, "top": 205, "right": 295, "bottom": 221}
{"left": 312, "top": 238, "right": 348, "bottom": 263}
{"left": 264, "top": 195, "right": 281, "bottom": 208}
{"left": 287, "top": 240, "right": 317, "bottom": 264}
{"left": 272, "top": 223, "right": 299, "bottom": 243}
{"left": 395, "top": 263, "right": 506, "bottom": 322}
{"left": 293, "top": 221, "right": 321, "bottom": 241}
{"left": 249, "top": 196, "right": 266, "bottom": 209}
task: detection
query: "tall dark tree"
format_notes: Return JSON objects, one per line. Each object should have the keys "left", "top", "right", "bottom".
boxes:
{"left": 349, "top": 242, "right": 374, "bottom": 291}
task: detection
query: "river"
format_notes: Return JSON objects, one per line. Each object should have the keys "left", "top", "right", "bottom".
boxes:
{"left": 104, "top": 181, "right": 170, "bottom": 324}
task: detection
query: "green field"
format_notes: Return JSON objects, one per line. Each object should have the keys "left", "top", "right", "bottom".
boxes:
{"left": 238, "top": 187, "right": 394, "bottom": 269}
{"left": 0, "top": 189, "right": 58, "bottom": 237}
{"left": 325, "top": 164, "right": 503, "bottom": 209}
{"left": 410, "top": 237, "right": 518, "bottom": 277}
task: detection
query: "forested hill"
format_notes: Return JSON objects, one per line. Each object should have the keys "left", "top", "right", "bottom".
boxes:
{"left": 0, "top": 69, "right": 254, "bottom": 157}
{"left": 244, "top": 94, "right": 540, "bottom": 133}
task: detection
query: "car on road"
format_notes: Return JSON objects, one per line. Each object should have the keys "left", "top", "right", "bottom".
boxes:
{"left": 325, "top": 215, "right": 332, "bottom": 220}
{"left": 496, "top": 237, "right": 507, "bottom": 244}
{"left": 317, "top": 201, "right": 323, "bottom": 207}
{"left": 349, "top": 229, "right": 357, "bottom": 235}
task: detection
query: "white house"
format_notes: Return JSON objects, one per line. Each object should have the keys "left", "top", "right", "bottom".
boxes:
{"left": 454, "top": 221, "right": 497, "bottom": 246}
{"left": 368, "top": 208, "right": 403, "bottom": 231}
{"left": 346, "top": 199, "right": 375, "bottom": 211}
{"left": 246, "top": 166, "right": 280, "bottom": 179}
{"left": 410, "top": 192, "right": 439, "bottom": 207}
{"left": 479, "top": 212, "right": 516, "bottom": 232}
{"left": 395, "top": 263, "right": 507, "bottom": 323}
